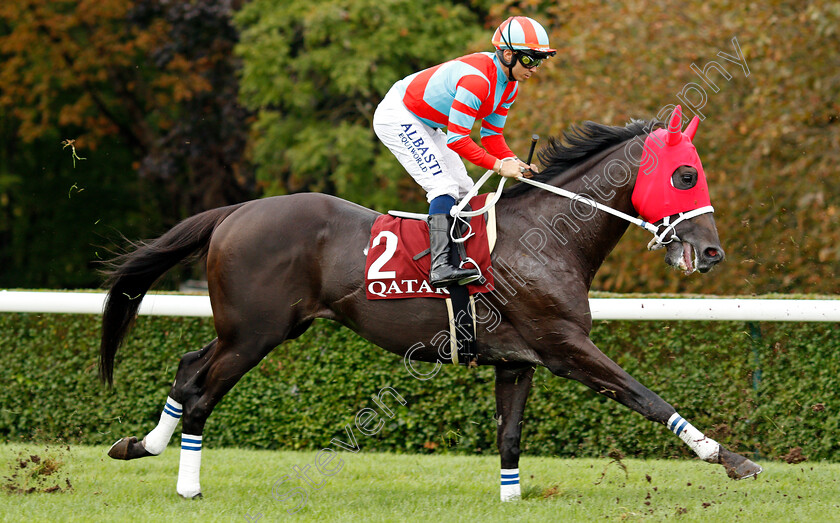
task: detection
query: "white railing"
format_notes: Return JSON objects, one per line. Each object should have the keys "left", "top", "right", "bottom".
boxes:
{"left": 0, "top": 291, "right": 210, "bottom": 317}
{"left": 588, "top": 298, "right": 839, "bottom": 322}
{"left": 0, "top": 290, "right": 838, "bottom": 322}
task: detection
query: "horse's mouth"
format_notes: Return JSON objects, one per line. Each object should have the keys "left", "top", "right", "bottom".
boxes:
{"left": 664, "top": 239, "right": 724, "bottom": 275}
{"left": 665, "top": 241, "right": 697, "bottom": 275}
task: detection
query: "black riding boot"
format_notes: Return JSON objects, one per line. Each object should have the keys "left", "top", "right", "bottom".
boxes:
{"left": 428, "top": 214, "right": 480, "bottom": 288}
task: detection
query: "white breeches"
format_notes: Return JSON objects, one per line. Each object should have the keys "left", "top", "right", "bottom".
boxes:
{"left": 373, "top": 87, "right": 474, "bottom": 203}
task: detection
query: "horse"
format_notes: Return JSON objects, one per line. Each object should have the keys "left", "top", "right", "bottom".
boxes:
{"left": 99, "top": 106, "right": 762, "bottom": 501}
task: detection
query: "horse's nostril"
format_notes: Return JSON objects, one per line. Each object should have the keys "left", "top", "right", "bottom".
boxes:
{"left": 705, "top": 247, "right": 721, "bottom": 260}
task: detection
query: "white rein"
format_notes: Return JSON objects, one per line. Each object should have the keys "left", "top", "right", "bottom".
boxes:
{"left": 450, "top": 168, "right": 714, "bottom": 250}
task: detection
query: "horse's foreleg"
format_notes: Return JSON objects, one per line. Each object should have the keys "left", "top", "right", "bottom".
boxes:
{"left": 494, "top": 364, "right": 535, "bottom": 501}
{"left": 543, "top": 334, "right": 762, "bottom": 480}
{"left": 108, "top": 339, "right": 218, "bottom": 462}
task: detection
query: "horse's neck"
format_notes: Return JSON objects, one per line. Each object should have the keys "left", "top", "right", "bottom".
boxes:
{"left": 498, "top": 141, "right": 640, "bottom": 287}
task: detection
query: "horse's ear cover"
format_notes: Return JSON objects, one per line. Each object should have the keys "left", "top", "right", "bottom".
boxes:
{"left": 684, "top": 116, "right": 700, "bottom": 141}
{"left": 666, "top": 105, "right": 683, "bottom": 146}
{"left": 632, "top": 105, "right": 711, "bottom": 223}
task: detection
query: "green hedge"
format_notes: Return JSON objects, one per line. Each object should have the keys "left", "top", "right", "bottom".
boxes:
{"left": 1, "top": 312, "right": 837, "bottom": 462}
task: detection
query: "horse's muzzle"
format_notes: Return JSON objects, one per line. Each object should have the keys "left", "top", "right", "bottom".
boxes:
{"left": 664, "top": 241, "right": 725, "bottom": 274}
{"left": 696, "top": 244, "right": 725, "bottom": 273}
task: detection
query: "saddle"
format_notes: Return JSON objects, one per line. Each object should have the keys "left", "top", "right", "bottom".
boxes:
{"left": 364, "top": 193, "right": 496, "bottom": 300}
{"left": 364, "top": 193, "right": 498, "bottom": 365}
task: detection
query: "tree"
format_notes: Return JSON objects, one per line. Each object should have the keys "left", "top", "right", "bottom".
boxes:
{"left": 0, "top": 0, "right": 254, "bottom": 221}
{"left": 483, "top": 0, "right": 840, "bottom": 295}
{"left": 234, "top": 0, "right": 487, "bottom": 212}
{"left": 0, "top": 0, "right": 255, "bottom": 287}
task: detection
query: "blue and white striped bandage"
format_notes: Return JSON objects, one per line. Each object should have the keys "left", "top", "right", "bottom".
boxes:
{"left": 667, "top": 413, "right": 719, "bottom": 462}
{"left": 163, "top": 399, "right": 183, "bottom": 419}
{"left": 177, "top": 433, "right": 203, "bottom": 498}
{"left": 143, "top": 396, "right": 183, "bottom": 455}
{"left": 181, "top": 434, "right": 202, "bottom": 452}
{"left": 668, "top": 414, "right": 689, "bottom": 436}
{"left": 500, "top": 468, "right": 521, "bottom": 501}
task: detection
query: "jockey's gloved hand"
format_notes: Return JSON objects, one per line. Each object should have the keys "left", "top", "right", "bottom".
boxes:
{"left": 495, "top": 157, "right": 535, "bottom": 178}
{"left": 514, "top": 156, "right": 539, "bottom": 176}
{"left": 521, "top": 160, "right": 538, "bottom": 176}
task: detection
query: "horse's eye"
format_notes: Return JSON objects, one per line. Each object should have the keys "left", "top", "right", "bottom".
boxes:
{"left": 673, "top": 170, "right": 697, "bottom": 189}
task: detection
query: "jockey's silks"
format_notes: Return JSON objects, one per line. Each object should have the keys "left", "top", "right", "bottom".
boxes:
{"left": 394, "top": 52, "right": 518, "bottom": 170}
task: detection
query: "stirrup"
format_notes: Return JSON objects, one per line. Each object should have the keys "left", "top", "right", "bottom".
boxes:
{"left": 457, "top": 273, "right": 482, "bottom": 286}
{"left": 457, "top": 256, "right": 482, "bottom": 286}
{"left": 430, "top": 264, "right": 480, "bottom": 288}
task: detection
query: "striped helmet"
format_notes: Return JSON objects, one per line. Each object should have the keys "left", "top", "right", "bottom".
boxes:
{"left": 492, "top": 16, "right": 556, "bottom": 55}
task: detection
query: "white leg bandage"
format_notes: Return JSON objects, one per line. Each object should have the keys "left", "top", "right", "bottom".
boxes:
{"left": 500, "top": 468, "right": 521, "bottom": 501}
{"left": 668, "top": 413, "right": 719, "bottom": 462}
{"left": 176, "top": 433, "right": 202, "bottom": 498}
{"left": 142, "top": 396, "right": 182, "bottom": 455}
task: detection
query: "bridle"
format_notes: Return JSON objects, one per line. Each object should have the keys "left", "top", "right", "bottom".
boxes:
{"left": 449, "top": 167, "right": 714, "bottom": 251}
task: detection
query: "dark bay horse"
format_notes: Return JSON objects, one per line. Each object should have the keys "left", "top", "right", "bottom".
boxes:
{"left": 100, "top": 107, "right": 762, "bottom": 500}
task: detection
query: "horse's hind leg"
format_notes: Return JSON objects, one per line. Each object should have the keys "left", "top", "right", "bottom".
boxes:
{"left": 173, "top": 333, "right": 283, "bottom": 498}
{"left": 494, "top": 364, "right": 535, "bottom": 501}
{"left": 542, "top": 332, "right": 762, "bottom": 480}
{"left": 107, "top": 339, "right": 218, "bottom": 461}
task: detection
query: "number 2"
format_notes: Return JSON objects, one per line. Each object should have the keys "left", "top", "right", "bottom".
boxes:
{"left": 367, "top": 231, "right": 398, "bottom": 279}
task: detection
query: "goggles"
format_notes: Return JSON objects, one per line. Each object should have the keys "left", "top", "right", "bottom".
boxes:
{"left": 516, "top": 52, "right": 548, "bottom": 69}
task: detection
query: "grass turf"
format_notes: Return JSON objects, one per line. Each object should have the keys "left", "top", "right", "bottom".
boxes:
{"left": 2, "top": 443, "right": 839, "bottom": 522}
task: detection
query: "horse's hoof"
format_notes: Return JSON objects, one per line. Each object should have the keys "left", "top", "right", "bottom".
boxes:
{"left": 178, "top": 491, "right": 203, "bottom": 500}
{"left": 108, "top": 436, "right": 154, "bottom": 460}
{"left": 718, "top": 447, "right": 763, "bottom": 480}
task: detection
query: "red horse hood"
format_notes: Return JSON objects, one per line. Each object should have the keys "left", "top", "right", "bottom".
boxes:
{"left": 633, "top": 105, "right": 711, "bottom": 224}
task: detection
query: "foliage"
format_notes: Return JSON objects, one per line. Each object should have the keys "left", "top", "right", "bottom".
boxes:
{"left": 1, "top": 312, "right": 837, "bottom": 463}
{"left": 233, "top": 0, "right": 487, "bottom": 212}
{"left": 0, "top": 0, "right": 836, "bottom": 294}
{"left": 0, "top": 0, "right": 255, "bottom": 287}
{"left": 0, "top": 0, "right": 253, "bottom": 214}
{"left": 487, "top": 0, "right": 840, "bottom": 295}
{"left": 0, "top": 127, "right": 146, "bottom": 288}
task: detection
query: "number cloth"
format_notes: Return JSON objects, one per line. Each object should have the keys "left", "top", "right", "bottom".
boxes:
{"left": 365, "top": 195, "right": 495, "bottom": 300}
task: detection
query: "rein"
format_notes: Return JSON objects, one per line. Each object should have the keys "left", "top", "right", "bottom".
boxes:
{"left": 451, "top": 168, "right": 714, "bottom": 250}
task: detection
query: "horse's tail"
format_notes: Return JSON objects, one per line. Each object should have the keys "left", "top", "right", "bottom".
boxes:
{"left": 99, "top": 202, "right": 247, "bottom": 386}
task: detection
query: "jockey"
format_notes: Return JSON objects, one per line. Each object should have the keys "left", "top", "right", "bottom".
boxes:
{"left": 373, "top": 16, "right": 555, "bottom": 288}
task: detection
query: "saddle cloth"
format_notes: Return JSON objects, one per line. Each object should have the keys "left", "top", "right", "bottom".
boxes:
{"left": 365, "top": 193, "right": 496, "bottom": 300}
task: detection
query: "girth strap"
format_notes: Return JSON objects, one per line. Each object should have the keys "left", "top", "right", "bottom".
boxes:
{"left": 445, "top": 293, "right": 477, "bottom": 365}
